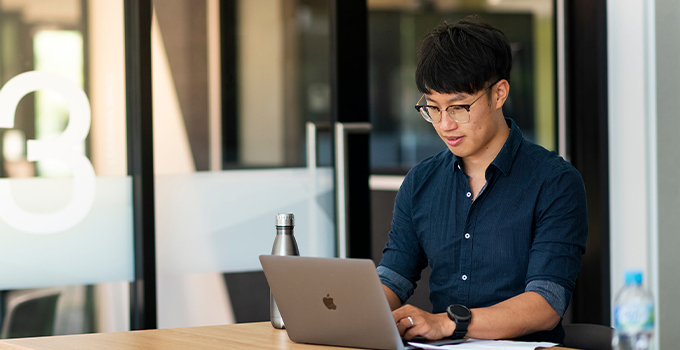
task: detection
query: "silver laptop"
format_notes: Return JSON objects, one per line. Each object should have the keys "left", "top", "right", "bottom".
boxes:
{"left": 259, "top": 255, "right": 465, "bottom": 350}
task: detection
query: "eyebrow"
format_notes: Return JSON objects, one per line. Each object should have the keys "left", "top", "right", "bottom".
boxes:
{"left": 425, "top": 94, "right": 471, "bottom": 105}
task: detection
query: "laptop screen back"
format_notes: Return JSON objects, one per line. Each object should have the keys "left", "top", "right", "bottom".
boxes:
{"left": 259, "top": 255, "right": 404, "bottom": 350}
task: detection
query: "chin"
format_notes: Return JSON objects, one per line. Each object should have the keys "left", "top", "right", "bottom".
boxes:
{"left": 447, "top": 147, "right": 466, "bottom": 158}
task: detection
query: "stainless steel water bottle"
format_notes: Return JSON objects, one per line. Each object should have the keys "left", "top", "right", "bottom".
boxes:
{"left": 270, "top": 213, "right": 299, "bottom": 329}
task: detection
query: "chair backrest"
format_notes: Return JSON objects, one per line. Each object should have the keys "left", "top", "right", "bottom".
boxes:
{"left": 562, "top": 323, "right": 614, "bottom": 350}
{"left": 1, "top": 289, "right": 61, "bottom": 339}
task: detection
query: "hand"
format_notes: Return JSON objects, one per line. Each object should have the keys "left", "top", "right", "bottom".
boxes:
{"left": 392, "top": 304, "right": 456, "bottom": 341}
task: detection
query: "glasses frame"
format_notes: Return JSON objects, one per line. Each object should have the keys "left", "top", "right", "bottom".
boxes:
{"left": 414, "top": 79, "right": 501, "bottom": 124}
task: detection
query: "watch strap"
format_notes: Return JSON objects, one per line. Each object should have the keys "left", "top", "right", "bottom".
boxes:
{"left": 452, "top": 323, "right": 468, "bottom": 338}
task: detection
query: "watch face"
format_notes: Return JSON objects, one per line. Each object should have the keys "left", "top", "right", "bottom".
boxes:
{"left": 450, "top": 304, "right": 471, "bottom": 321}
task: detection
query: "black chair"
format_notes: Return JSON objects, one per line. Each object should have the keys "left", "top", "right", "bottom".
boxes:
{"left": 1, "top": 289, "right": 61, "bottom": 339}
{"left": 563, "top": 323, "right": 614, "bottom": 350}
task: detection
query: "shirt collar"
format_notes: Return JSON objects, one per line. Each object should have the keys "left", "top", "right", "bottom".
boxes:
{"left": 451, "top": 118, "right": 522, "bottom": 176}
{"left": 490, "top": 118, "right": 522, "bottom": 176}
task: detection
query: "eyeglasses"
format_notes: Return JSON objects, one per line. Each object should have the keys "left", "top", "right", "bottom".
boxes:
{"left": 414, "top": 80, "right": 500, "bottom": 124}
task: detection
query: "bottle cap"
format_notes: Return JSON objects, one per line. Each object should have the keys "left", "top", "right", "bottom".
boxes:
{"left": 624, "top": 270, "right": 643, "bottom": 285}
{"left": 276, "top": 213, "right": 295, "bottom": 227}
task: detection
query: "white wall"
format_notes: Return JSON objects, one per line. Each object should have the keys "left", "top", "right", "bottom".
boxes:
{"left": 652, "top": 1, "right": 680, "bottom": 349}
{"left": 608, "top": 0, "right": 680, "bottom": 348}
{"left": 88, "top": 0, "right": 127, "bottom": 177}
{"left": 607, "top": 0, "right": 652, "bottom": 294}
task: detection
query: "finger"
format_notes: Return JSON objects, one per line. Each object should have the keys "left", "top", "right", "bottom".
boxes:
{"left": 396, "top": 318, "right": 410, "bottom": 336}
{"left": 407, "top": 316, "right": 416, "bottom": 328}
{"left": 405, "top": 321, "right": 441, "bottom": 341}
{"left": 392, "top": 304, "right": 417, "bottom": 322}
{"left": 402, "top": 325, "right": 421, "bottom": 341}
{"left": 396, "top": 320, "right": 404, "bottom": 335}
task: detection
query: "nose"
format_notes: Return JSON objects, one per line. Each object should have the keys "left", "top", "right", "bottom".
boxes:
{"left": 437, "top": 111, "right": 459, "bottom": 131}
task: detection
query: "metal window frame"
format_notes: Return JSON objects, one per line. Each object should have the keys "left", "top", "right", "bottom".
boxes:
{"left": 557, "top": 0, "right": 610, "bottom": 325}
{"left": 330, "top": 0, "right": 372, "bottom": 259}
{"left": 124, "top": 0, "right": 156, "bottom": 330}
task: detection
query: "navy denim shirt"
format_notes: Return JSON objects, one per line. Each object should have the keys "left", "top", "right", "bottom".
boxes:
{"left": 378, "top": 119, "right": 588, "bottom": 343}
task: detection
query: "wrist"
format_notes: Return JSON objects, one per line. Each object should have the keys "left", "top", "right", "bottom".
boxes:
{"left": 441, "top": 313, "right": 458, "bottom": 337}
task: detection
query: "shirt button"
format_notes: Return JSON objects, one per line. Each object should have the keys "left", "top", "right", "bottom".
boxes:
{"left": 465, "top": 233, "right": 470, "bottom": 239}
{"left": 466, "top": 192, "right": 471, "bottom": 198}
{"left": 462, "top": 275, "right": 468, "bottom": 281}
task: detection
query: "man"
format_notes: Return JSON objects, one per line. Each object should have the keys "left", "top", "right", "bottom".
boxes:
{"left": 377, "top": 16, "right": 588, "bottom": 344}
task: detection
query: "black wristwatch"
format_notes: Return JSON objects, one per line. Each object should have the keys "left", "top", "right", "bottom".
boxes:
{"left": 446, "top": 304, "right": 471, "bottom": 338}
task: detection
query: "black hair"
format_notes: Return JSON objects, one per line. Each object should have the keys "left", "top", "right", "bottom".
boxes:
{"left": 415, "top": 15, "right": 512, "bottom": 95}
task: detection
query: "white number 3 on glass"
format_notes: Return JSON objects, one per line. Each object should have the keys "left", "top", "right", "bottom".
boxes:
{"left": 0, "top": 71, "right": 96, "bottom": 234}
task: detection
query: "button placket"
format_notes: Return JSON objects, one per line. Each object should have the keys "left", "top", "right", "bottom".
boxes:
{"left": 457, "top": 173, "right": 474, "bottom": 304}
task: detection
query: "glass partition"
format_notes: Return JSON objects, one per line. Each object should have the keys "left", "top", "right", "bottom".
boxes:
{"left": 152, "top": 0, "right": 335, "bottom": 328}
{"left": 0, "top": 0, "right": 356, "bottom": 335}
{"left": 0, "top": 0, "right": 132, "bottom": 336}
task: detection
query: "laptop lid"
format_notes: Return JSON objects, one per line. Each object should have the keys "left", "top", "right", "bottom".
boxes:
{"left": 259, "top": 255, "right": 404, "bottom": 350}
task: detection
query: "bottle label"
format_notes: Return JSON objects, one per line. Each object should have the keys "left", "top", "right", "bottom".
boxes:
{"left": 615, "top": 302, "right": 654, "bottom": 332}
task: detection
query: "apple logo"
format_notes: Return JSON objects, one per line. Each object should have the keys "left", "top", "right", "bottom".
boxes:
{"left": 323, "top": 294, "right": 337, "bottom": 310}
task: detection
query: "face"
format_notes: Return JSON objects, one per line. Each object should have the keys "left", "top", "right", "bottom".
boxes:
{"left": 425, "top": 81, "right": 509, "bottom": 162}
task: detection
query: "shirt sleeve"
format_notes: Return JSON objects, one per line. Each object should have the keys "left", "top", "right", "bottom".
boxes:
{"left": 377, "top": 169, "right": 428, "bottom": 303}
{"left": 526, "top": 280, "right": 570, "bottom": 317}
{"left": 526, "top": 164, "right": 588, "bottom": 304}
{"left": 377, "top": 266, "right": 415, "bottom": 304}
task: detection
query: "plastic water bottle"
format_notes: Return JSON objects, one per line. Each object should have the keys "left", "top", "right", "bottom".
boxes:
{"left": 270, "top": 213, "right": 299, "bottom": 329}
{"left": 613, "top": 270, "right": 654, "bottom": 350}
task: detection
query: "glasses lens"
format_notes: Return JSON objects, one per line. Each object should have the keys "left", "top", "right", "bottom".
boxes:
{"left": 418, "top": 106, "right": 434, "bottom": 123}
{"left": 447, "top": 106, "right": 470, "bottom": 123}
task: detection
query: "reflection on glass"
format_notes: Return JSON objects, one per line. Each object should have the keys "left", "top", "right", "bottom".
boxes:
{"left": 34, "top": 30, "right": 85, "bottom": 176}
{"left": 368, "top": 0, "right": 555, "bottom": 173}
{"left": 230, "top": 0, "right": 331, "bottom": 169}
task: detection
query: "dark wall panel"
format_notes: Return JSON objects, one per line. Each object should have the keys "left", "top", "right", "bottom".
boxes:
{"left": 563, "top": 0, "right": 610, "bottom": 325}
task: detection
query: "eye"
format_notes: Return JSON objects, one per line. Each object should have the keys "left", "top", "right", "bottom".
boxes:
{"left": 448, "top": 106, "right": 467, "bottom": 112}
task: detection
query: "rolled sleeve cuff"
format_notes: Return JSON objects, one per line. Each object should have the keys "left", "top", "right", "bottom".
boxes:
{"left": 526, "top": 280, "right": 571, "bottom": 317}
{"left": 377, "top": 266, "right": 415, "bottom": 304}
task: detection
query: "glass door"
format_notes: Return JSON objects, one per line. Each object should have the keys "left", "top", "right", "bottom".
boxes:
{"left": 151, "top": 0, "right": 371, "bottom": 328}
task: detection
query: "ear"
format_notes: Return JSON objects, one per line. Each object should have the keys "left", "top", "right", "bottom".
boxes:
{"left": 493, "top": 79, "right": 510, "bottom": 109}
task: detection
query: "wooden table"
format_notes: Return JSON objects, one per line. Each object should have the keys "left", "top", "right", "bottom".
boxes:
{"left": 0, "top": 322, "right": 576, "bottom": 350}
